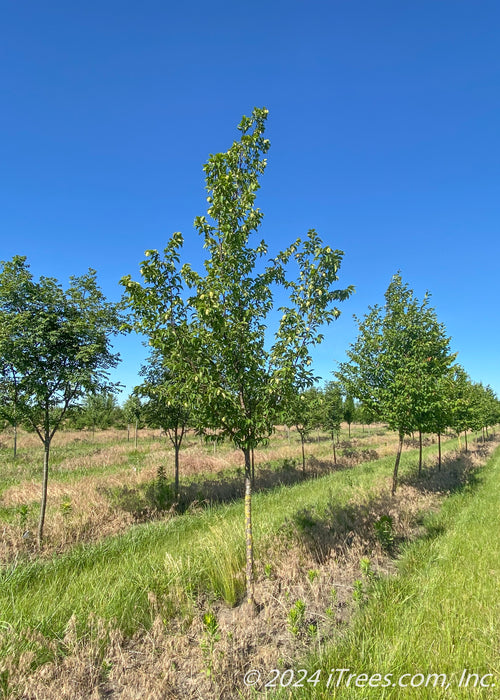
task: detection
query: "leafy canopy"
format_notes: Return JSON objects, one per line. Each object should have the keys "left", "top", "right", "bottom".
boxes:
{"left": 0, "top": 255, "right": 123, "bottom": 442}
{"left": 338, "top": 272, "right": 456, "bottom": 437}
{"left": 122, "top": 108, "right": 353, "bottom": 452}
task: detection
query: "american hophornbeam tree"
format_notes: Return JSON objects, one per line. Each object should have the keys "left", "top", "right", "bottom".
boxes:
{"left": 121, "top": 108, "right": 353, "bottom": 608}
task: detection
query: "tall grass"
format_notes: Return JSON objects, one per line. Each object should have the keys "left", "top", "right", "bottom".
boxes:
{"left": 291, "top": 445, "right": 500, "bottom": 699}
{"left": 0, "top": 434, "right": 466, "bottom": 668}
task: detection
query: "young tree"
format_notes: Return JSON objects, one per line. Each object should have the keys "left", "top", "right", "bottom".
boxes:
{"left": 482, "top": 385, "right": 500, "bottom": 437}
{"left": 285, "top": 386, "right": 323, "bottom": 473}
{"left": 0, "top": 363, "right": 21, "bottom": 457}
{"left": 342, "top": 394, "right": 356, "bottom": 439}
{"left": 78, "top": 391, "right": 118, "bottom": 437}
{"left": 425, "top": 373, "right": 454, "bottom": 471}
{"left": 138, "top": 350, "right": 190, "bottom": 497}
{"left": 0, "top": 256, "right": 123, "bottom": 545}
{"left": 356, "top": 401, "right": 377, "bottom": 434}
{"left": 322, "top": 381, "right": 343, "bottom": 463}
{"left": 449, "top": 367, "right": 476, "bottom": 452}
{"left": 338, "top": 273, "right": 456, "bottom": 494}
{"left": 121, "top": 108, "right": 353, "bottom": 608}
{"left": 123, "top": 394, "right": 143, "bottom": 448}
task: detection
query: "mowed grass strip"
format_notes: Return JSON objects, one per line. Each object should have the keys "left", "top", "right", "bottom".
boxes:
{"left": 291, "top": 445, "right": 500, "bottom": 699}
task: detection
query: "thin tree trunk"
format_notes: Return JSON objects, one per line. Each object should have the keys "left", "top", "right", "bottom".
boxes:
{"left": 127, "top": 424, "right": 130, "bottom": 442}
{"left": 243, "top": 447, "right": 255, "bottom": 609}
{"left": 464, "top": 430, "right": 468, "bottom": 453}
{"left": 331, "top": 431, "right": 337, "bottom": 465}
{"left": 13, "top": 422, "right": 17, "bottom": 459}
{"left": 174, "top": 443, "right": 180, "bottom": 498}
{"left": 348, "top": 422, "right": 351, "bottom": 439}
{"left": 300, "top": 435, "right": 306, "bottom": 474}
{"left": 438, "top": 432, "right": 442, "bottom": 471}
{"left": 251, "top": 447, "right": 255, "bottom": 485}
{"left": 391, "top": 432, "right": 404, "bottom": 496}
{"left": 418, "top": 430, "right": 423, "bottom": 476}
{"left": 38, "top": 439, "right": 50, "bottom": 547}
{"left": 134, "top": 419, "right": 138, "bottom": 449}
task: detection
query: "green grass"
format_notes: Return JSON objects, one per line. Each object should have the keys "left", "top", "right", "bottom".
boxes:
{"left": 290, "top": 445, "right": 500, "bottom": 699}
{"left": 0, "top": 433, "right": 466, "bottom": 669}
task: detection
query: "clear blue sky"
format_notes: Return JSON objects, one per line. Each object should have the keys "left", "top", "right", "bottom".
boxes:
{"left": 1, "top": 1, "right": 499, "bottom": 399}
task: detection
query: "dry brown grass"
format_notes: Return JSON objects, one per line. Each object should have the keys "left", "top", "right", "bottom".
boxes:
{"left": 5, "top": 438, "right": 497, "bottom": 700}
{"left": 0, "top": 425, "right": 459, "bottom": 565}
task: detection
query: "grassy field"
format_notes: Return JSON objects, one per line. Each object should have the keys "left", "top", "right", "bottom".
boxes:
{"left": 0, "top": 423, "right": 411, "bottom": 562}
{"left": 287, "top": 443, "right": 500, "bottom": 699}
{"left": 0, "top": 424, "right": 496, "bottom": 698}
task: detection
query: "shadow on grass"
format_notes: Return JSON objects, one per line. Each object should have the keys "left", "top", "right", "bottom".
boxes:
{"left": 400, "top": 445, "right": 486, "bottom": 494}
{"left": 99, "top": 454, "right": 360, "bottom": 522}
{"left": 280, "top": 442, "right": 492, "bottom": 566}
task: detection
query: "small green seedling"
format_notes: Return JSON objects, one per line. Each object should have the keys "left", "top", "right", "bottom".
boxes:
{"left": 288, "top": 599, "right": 306, "bottom": 636}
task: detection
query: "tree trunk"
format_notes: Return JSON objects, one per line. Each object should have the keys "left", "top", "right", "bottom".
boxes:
{"left": 300, "top": 435, "right": 306, "bottom": 474}
{"left": 331, "top": 431, "right": 337, "bottom": 465}
{"left": 13, "top": 422, "right": 17, "bottom": 459}
{"left": 243, "top": 448, "right": 255, "bottom": 609}
{"left": 37, "top": 439, "right": 50, "bottom": 547}
{"left": 251, "top": 447, "right": 255, "bottom": 485}
{"left": 127, "top": 424, "right": 130, "bottom": 442}
{"left": 391, "top": 432, "right": 404, "bottom": 496}
{"left": 348, "top": 422, "right": 351, "bottom": 439}
{"left": 174, "top": 444, "right": 180, "bottom": 498}
{"left": 134, "top": 419, "right": 138, "bottom": 449}
{"left": 464, "top": 430, "right": 468, "bottom": 453}
{"left": 438, "top": 432, "right": 442, "bottom": 471}
{"left": 418, "top": 430, "right": 423, "bottom": 476}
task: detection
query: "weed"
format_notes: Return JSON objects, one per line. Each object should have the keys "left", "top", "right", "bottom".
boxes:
{"left": 282, "top": 458, "right": 297, "bottom": 472}
{"left": 200, "top": 611, "right": 220, "bottom": 677}
{"left": 264, "top": 563, "right": 273, "bottom": 579}
{"left": 101, "top": 660, "right": 113, "bottom": 681}
{"left": 17, "top": 504, "right": 29, "bottom": 530}
{"left": 360, "top": 557, "right": 374, "bottom": 580}
{"left": 60, "top": 497, "right": 72, "bottom": 519}
{"left": 374, "top": 514, "right": 394, "bottom": 551}
{"left": 151, "top": 464, "right": 172, "bottom": 510}
{"left": 352, "top": 579, "right": 364, "bottom": 603}
{"left": 307, "top": 622, "right": 317, "bottom": 637}
{"left": 307, "top": 569, "right": 319, "bottom": 584}
{"left": 288, "top": 599, "right": 306, "bottom": 636}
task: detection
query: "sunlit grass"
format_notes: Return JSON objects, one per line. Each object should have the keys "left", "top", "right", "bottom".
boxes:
{"left": 0, "top": 432, "right": 469, "bottom": 670}
{"left": 291, "top": 445, "right": 500, "bottom": 699}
